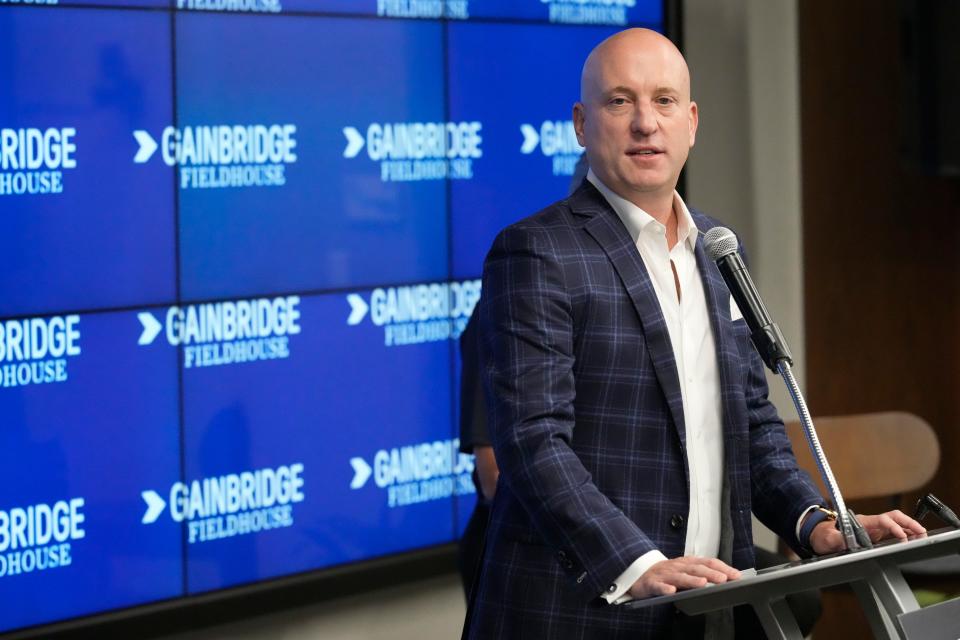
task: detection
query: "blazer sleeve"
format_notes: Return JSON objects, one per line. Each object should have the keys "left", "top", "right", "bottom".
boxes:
{"left": 739, "top": 313, "right": 825, "bottom": 554}
{"left": 479, "top": 223, "right": 657, "bottom": 600}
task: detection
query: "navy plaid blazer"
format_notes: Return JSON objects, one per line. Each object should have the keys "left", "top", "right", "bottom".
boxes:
{"left": 466, "top": 182, "right": 823, "bottom": 639}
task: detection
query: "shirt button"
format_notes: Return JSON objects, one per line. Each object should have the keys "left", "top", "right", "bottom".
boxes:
{"left": 670, "top": 514, "right": 685, "bottom": 530}
{"left": 607, "top": 583, "right": 617, "bottom": 593}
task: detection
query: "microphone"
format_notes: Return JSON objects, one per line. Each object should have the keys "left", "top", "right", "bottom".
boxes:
{"left": 704, "top": 227, "right": 862, "bottom": 550}
{"left": 703, "top": 226, "right": 793, "bottom": 372}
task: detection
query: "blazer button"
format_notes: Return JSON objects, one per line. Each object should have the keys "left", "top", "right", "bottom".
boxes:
{"left": 670, "top": 514, "right": 684, "bottom": 530}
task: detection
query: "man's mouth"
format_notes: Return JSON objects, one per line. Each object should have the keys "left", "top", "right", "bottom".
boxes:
{"left": 627, "top": 148, "right": 663, "bottom": 156}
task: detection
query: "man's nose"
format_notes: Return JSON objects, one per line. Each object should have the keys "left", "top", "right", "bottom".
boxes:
{"left": 630, "top": 102, "right": 658, "bottom": 136}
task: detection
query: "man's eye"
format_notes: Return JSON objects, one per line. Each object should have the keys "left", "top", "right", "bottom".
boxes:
{"left": 609, "top": 98, "right": 627, "bottom": 106}
{"left": 657, "top": 97, "right": 676, "bottom": 106}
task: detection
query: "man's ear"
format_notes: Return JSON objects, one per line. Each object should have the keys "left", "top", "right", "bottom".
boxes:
{"left": 573, "top": 102, "right": 587, "bottom": 147}
{"left": 688, "top": 100, "right": 699, "bottom": 147}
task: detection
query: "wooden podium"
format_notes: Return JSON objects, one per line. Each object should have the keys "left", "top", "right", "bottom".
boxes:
{"left": 624, "top": 528, "right": 960, "bottom": 639}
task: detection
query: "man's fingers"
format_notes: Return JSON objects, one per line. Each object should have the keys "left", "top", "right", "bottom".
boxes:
{"left": 676, "top": 557, "right": 740, "bottom": 581}
{"left": 676, "top": 562, "right": 733, "bottom": 585}
{"left": 649, "top": 582, "right": 677, "bottom": 596}
{"left": 700, "top": 557, "right": 742, "bottom": 579}
{"left": 887, "top": 509, "right": 927, "bottom": 535}
{"left": 874, "top": 513, "right": 908, "bottom": 540}
{"left": 631, "top": 557, "right": 744, "bottom": 599}
{"left": 660, "top": 572, "right": 709, "bottom": 590}
{"left": 653, "top": 558, "right": 736, "bottom": 588}
{"left": 860, "top": 510, "right": 928, "bottom": 543}
{"left": 632, "top": 571, "right": 703, "bottom": 597}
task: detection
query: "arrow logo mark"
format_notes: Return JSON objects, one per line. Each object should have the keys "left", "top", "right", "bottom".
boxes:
{"left": 343, "top": 127, "right": 365, "bottom": 159}
{"left": 520, "top": 124, "right": 540, "bottom": 154}
{"left": 350, "top": 457, "right": 372, "bottom": 489}
{"left": 346, "top": 294, "right": 368, "bottom": 325}
{"left": 141, "top": 490, "right": 166, "bottom": 524}
{"left": 133, "top": 130, "right": 158, "bottom": 163}
{"left": 137, "top": 312, "right": 163, "bottom": 345}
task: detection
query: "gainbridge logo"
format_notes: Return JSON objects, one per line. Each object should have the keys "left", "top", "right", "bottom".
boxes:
{"left": 137, "top": 296, "right": 302, "bottom": 369}
{"left": 0, "top": 127, "right": 77, "bottom": 197}
{"left": 376, "top": 0, "right": 468, "bottom": 19}
{"left": 176, "top": 0, "right": 282, "bottom": 13}
{"left": 0, "top": 315, "right": 81, "bottom": 389}
{"left": 0, "top": 498, "right": 86, "bottom": 579}
{"left": 349, "top": 439, "right": 474, "bottom": 508}
{"left": 133, "top": 124, "right": 297, "bottom": 190}
{"left": 542, "top": 0, "right": 635, "bottom": 25}
{"left": 140, "top": 464, "right": 304, "bottom": 544}
{"left": 520, "top": 120, "right": 583, "bottom": 176}
{"left": 342, "top": 121, "right": 482, "bottom": 183}
{"left": 344, "top": 279, "right": 480, "bottom": 347}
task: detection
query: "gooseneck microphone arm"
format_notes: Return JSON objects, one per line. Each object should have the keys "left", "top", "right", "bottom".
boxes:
{"left": 777, "top": 360, "right": 860, "bottom": 551}
{"left": 703, "top": 226, "right": 862, "bottom": 552}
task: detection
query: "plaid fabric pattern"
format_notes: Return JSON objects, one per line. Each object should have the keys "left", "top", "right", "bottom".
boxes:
{"left": 465, "top": 182, "right": 822, "bottom": 639}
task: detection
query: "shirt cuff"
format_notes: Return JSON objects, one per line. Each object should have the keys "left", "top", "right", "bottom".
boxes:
{"left": 795, "top": 504, "right": 820, "bottom": 542}
{"left": 600, "top": 550, "right": 668, "bottom": 604}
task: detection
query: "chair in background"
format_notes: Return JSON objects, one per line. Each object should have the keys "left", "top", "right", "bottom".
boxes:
{"left": 783, "top": 411, "right": 939, "bottom": 507}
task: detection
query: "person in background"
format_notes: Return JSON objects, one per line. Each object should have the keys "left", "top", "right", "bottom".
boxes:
{"left": 456, "top": 310, "right": 498, "bottom": 596}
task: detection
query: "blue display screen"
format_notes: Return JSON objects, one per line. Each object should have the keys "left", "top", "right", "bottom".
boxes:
{"left": 278, "top": 0, "right": 659, "bottom": 23}
{"left": 0, "top": 309, "right": 182, "bottom": 632}
{"left": 57, "top": 0, "right": 170, "bottom": 6}
{"left": 465, "top": 0, "right": 662, "bottom": 24}
{"left": 447, "top": 21, "right": 620, "bottom": 278}
{"left": 175, "top": 14, "right": 449, "bottom": 300}
{"left": 0, "top": 2, "right": 665, "bottom": 634}
{"left": 177, "top": 290, "right": 470, "bottom": 592}
{"left": 0, "top": 8, "right": 175, "bottom": 318}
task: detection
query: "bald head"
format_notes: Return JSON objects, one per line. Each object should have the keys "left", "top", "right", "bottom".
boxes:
{"left": 572, "top": 28, "right": 698, "bottom": 216}
{"left": 580, "top": 28, "right": 691, "bottom": 104}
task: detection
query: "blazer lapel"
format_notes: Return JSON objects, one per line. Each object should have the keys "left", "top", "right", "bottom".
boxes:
{"left": 570, "top": 184, "right": 687, "bottom": 445}
{"left": 694, "top": 235, "right": 745, "bottom": 456}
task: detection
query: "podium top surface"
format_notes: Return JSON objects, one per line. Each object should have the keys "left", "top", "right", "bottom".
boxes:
{"left": 623, "top": 527, "right": 960, "bottom": 612}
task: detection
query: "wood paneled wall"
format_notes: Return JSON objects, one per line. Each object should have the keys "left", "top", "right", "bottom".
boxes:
{"left": 799, "top": 1, "right": 960, "bottom": 635}
{"left": 800, "top": 0, "right": 960, "bottom": 516}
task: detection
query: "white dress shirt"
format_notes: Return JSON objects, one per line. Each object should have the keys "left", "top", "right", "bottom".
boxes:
{"left": 586, "top": 171, "right": 725, "bottom": 604}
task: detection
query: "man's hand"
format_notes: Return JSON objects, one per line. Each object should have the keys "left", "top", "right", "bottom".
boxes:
{"left": 627, "top": 557, "right": 741, "bottom": 598}
{"left": 809, "top": 510, "right": 927, "bottom": 555}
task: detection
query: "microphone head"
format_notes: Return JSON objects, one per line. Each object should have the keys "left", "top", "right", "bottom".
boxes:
{"left": 703, "top": 226, "right": 739, "bottom": 260}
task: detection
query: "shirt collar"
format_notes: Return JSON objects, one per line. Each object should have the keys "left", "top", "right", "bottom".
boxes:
{"left": 586, "top": 169, "right": 699, "bottom": 251}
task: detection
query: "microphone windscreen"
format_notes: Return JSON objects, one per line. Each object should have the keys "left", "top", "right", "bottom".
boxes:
{"left": 703, "top": 226, "right": 739, "bottom": 260}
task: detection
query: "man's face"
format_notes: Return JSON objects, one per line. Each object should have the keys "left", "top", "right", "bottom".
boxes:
{"left": 574, "top": 33, "right": 698, "bottom": 205}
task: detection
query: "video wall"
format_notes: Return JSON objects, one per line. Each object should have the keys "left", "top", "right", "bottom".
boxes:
{"left": 0, "top": 1, "right": 665, "bottom": 634}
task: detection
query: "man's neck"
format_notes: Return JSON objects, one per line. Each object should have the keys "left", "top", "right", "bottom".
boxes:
{"left": 587, "top": 171, "right": 682, "bottom": 250}
{"left": 588, "top": 171, "right": 675, "bottom": 223}
{"left": 618, "top": 190, "right": 679, "bottom": 249}
{"left": 625, "top": 192, "right": 674, "bottom": 226}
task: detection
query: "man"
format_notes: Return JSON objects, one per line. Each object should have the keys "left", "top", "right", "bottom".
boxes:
{"left": 464, "top": 28, "right": 924, "bottom": 639}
